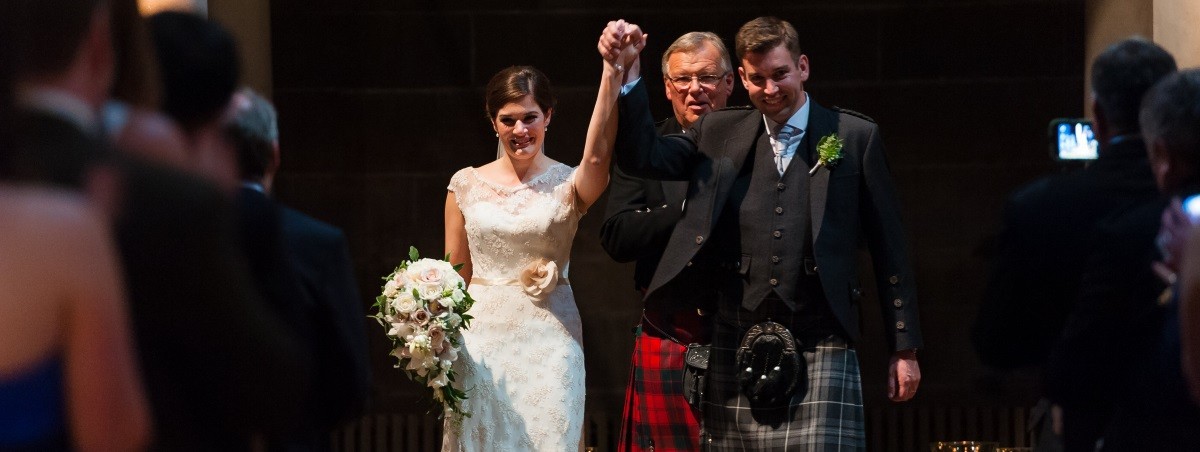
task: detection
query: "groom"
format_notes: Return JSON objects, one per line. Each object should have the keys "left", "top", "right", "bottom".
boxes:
{"left": 602, "top": 16, "right": 922, "bottom": 449}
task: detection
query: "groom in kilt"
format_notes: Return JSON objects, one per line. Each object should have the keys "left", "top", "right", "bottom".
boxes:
{"left": 603, "top": 16, "right": 923, "bottom": 450}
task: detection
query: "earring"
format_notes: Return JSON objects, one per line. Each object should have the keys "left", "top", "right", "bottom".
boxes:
{"left": 495, "top": 133, "right": 499, "bottom": 137}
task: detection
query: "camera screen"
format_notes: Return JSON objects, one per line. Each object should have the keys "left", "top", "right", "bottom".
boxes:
{"left": 1184, "top": 194, "right": 1200, "bottom": 222}
{"left": 1056, "top": 121, "right": 1099, "bottom": 160}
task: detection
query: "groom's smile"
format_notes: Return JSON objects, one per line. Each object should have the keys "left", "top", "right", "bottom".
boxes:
{"left": 739, "top": 44, "right": 810, "bottom": 124}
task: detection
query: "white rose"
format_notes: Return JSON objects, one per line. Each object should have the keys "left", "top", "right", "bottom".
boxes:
{"left": 418, "top": 282, "right": 443, "bottom": 301}
{"left": 450, "top": 288, "right": 465, "bottom": 303}
{"left": 438, "top": 295, "right": 457, "bottom": 311}
{"left": 443, "top": 312, "right": 463, "bottom": 329}
{"left": 519, "top": 259, "right": 559, "bottom": 300}
{"left": 393, "top": 291, "right": 418, "bottom": 315}
{"left": 382, "top": 280, "right": 400, "bottom": 298}
{"left": 444, "top": 271, "right": 466, "bottom": 290}
{"left": 406, "top": 259, "right": 448, "bottom": 286}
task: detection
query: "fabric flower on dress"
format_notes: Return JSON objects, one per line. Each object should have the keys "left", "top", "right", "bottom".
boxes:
{"left": 520, "top": 258, "right": 560, "bottom": 300}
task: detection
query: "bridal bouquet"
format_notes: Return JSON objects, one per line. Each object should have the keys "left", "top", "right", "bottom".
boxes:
{"left": 371, "top": 247, "right": 476, "bottom": 418}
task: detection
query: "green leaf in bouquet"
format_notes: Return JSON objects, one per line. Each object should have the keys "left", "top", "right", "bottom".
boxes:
{"left": 409, "top": 246, "right": 420, "bottom": 262}
{"left": 453, "top": 262, "right": 464, "bottom": 272}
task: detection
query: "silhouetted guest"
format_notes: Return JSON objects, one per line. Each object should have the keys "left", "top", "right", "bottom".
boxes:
{"left": 974, "top": 38, "right": 1175, "bottom": 452}
{"left": 147, "top": 10, "right": 241, "bottom": 192}
{"left": 974, "top": 38, "right": 1174, "bottom": 370}
{"left": 102, "top": 0, "right": 189, "bottom": 167}
{"left": 0, "top": 3, "right": 149, "bottom": 450}
{"left": 0, "top": 190, "right": 151, "bottom": 452}
{"left": 1096, "top": 69, "right": 1200, "bottom": 451}
{"left": 1042, "top": 48, "right": 1190, "bottom": 452}
{"left": 229, "top": 88, "right": 372, "bottom": 452}
{"left": 2, "top": 1, "right": 312, "bottom": 449}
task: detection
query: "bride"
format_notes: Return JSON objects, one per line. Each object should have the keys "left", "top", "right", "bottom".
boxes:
{"left": 441, "top": 21, "right": 644, "bottom": 451}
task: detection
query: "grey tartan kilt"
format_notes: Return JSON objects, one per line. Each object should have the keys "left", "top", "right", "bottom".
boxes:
{"left": 700, "top": 305, "right": 865, "bottom": 451}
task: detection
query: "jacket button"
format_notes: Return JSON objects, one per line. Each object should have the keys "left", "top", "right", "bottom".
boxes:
{"left": 852, "top": 288, "right": 863, "bottom": 298}
{"left": 889, "top": 275, "right": 899, "bottom": 285}
{"left": 777, "top": 182, "right": 786, "bottom": 191}
{"left": 893, "top": 298, "right": 903, "bottom": 308}
{"left": 895, "top": 321, "right": 906, "bottom": 330}
{"left": 773, "top": 230, "right": 782, "bottom": 238}
{"left": 771, "top": 256, "right": 780, "bottom": 263}
{"left": 686, "top": 261, "right": 694, "bottom": 267}
{"left": 775, "top": 207, "right": 784, "bottom": 214}
{"left": 769, "top": 278, "right": 779, "bottom": 286}
{"left": 695, "top": 235, "right": 704, "bottom": 245}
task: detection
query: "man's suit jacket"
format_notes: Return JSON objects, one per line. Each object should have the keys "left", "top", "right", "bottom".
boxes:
{"left": 11, "top": 109, "right": 312, "bottom": 451}
{"left": 252, "top": 197, "right": 370, "bottom": 452}
{"left": 600, "top": 118, "right": 689, "bottom": 292}
{"left": 278, "top": 205, "right": 370, "bottom": 431}
{"left": 1042, "top": 197, "right": 1169, "bottom": 450}
{"left": 615, "top": 81, "right": 921, "bottom": 351}
{"left": 973, "top": 137, "right": 1158, "bottom": 370}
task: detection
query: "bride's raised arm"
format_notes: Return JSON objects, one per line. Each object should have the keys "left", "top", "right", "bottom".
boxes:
{"left": 573, "top": 20, "right": 646, "bottom": 209}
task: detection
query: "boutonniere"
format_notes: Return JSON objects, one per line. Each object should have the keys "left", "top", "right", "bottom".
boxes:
{"left": 809, "top": 133, "right": 844, "bottom": 176}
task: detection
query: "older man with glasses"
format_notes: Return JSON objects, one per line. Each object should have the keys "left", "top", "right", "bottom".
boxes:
{"left": 600, "top": 31, "right": 737, "bottom": 452}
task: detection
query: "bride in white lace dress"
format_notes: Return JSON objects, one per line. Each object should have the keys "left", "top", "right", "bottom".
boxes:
{"left": 441, "top": 23, "right": 643, "bottom": 451}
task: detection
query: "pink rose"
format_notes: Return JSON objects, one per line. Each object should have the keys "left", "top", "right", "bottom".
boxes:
{"left": 428, "top": 326, "right": 446, "bottom": 353}
{"left": 412, "top": 309, "right": 431, "bottom": 326}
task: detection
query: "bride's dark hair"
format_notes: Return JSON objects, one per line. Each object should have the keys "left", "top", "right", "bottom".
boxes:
{"left": 484, "top": 66, "right": 557, "bottom": 119}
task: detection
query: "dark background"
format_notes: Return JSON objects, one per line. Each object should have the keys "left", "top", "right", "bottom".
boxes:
{"left": 268, "top": 0, "right": 1085, "bottom": 448}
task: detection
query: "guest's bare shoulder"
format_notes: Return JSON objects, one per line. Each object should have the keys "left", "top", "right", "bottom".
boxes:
{"left": 0, "top": 187, "right": 104, "bottom": 251}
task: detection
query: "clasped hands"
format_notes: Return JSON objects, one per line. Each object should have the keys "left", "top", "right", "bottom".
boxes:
{"left": 597, "top": 19, "right": 647, "bottom": 83}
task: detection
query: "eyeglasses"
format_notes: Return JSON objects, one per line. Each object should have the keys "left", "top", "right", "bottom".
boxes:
{"left": 666, "top": 73, "right": 727, "bottom": 90}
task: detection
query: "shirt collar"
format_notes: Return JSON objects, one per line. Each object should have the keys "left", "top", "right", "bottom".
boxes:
{"left": 18, "top": 87, "right": 99, "bottom": 134}
{"left": 241, "top": 181, "right": 267, "bottom": 193}
{"left": 763, "top": 91, "right": 811, "bottom": 138}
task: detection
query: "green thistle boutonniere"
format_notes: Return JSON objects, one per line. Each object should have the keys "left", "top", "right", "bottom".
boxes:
{"left": 809, "top": 133, "right": 844, "bottom": 176}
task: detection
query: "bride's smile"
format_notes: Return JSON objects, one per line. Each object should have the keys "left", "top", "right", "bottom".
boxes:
{"left": 492, "top": 94, "right": 552, "bottom": 159}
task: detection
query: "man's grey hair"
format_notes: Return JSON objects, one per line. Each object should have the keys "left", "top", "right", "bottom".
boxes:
{"left": 228, "top": 87, "right": 279, "bottom": 180}
{"left": 1141, "top": 69, "right": 1200, "bottom": 166}
{"left": 660, "top": 31, "right": 732, "bottom": 77}
{"left": 231, "top": 87, "right": 278, "bottom": 144}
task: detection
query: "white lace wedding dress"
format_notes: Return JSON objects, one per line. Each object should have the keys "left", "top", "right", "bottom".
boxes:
{"left": 442, "top": 163, "right": 586, "bottom": 451}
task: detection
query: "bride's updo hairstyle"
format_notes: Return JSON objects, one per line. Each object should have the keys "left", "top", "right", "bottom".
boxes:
{"left": 484, "top": 66, "right": 558, "bottom": 119}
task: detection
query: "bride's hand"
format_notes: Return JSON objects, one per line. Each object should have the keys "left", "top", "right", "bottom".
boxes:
{"left": 597, "top": 20, "right": 646, "bottom": 81}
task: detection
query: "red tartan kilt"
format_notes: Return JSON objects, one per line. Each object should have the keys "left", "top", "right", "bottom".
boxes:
{"left": 618, "top": 331, "right": 703, "bottom": 451}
